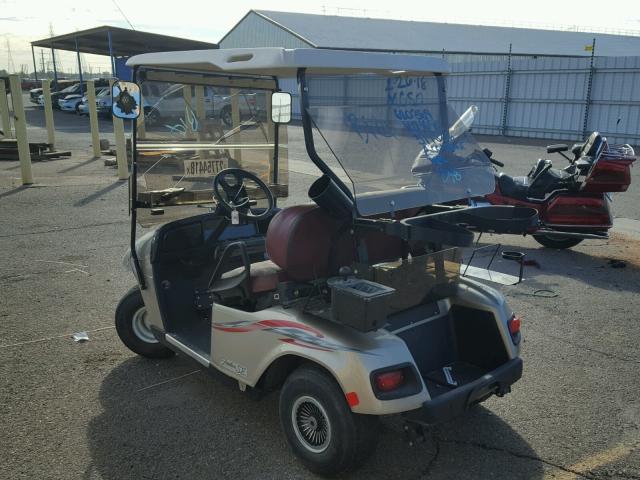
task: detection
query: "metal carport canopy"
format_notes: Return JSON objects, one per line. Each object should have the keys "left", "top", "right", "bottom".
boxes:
{"left": 31, "top": 26, "right": 218, "bottom": 57}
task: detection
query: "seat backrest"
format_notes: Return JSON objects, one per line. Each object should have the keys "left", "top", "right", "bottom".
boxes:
{"left": 266, "top": 205, "right": 345, "bottom": 281}
{"left": 265, "top": 205, "right": 404, "bottom": 282}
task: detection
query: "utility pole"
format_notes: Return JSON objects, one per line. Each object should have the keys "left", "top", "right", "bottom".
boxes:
{"left": 6, "top": 37, "right": 16, "bottom": 73}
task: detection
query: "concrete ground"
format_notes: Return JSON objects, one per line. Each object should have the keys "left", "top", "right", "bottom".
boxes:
{"left": 0, "top": 101, "right": 639, "bottom": 480}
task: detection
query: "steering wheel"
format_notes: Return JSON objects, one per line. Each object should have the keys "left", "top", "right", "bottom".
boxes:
{"left": 212, "top": 168, "right": 275, "bottom": 221}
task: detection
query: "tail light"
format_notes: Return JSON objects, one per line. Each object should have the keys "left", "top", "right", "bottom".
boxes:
{"left": 508, "top": 315, "right": 521, "bottom": 345}
{"left": 374, "top": 370, "right": 405, "bottom": 392}
{"left": 370, "top": 364, "right": 421, "bottom": 400}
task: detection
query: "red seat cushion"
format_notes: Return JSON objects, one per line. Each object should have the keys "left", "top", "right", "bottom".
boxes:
{"left": 265, "top": 204, "right": 404, "bottom": 282}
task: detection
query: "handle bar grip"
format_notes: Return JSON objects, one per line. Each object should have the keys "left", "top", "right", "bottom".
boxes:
{"left": 490, "top": 158, "right": 505, "bottom": 168}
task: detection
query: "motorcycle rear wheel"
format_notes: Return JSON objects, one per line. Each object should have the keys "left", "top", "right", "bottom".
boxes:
{"left": 533, "top": 234, "right": 583, "bottom": 249}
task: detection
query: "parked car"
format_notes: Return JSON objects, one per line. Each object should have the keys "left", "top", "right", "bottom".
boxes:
{"left": 59, "top": 94, "right": 85, "bottom": 112}
{"left": 141, "top": 83, "right": 265, "bottom": 127}
{"left": 77, "top": 87, "right": 110, "bottom": 115}
{"left": 30, "top": 79, "right": 74, "bottom": 104}
{"left": 32, "top": 78, "right": 111, "bottom": 107}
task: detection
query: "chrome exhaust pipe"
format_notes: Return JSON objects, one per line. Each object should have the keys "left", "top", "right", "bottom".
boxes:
{"left": 534, "top": 229, "right": 609, "bottom": 240}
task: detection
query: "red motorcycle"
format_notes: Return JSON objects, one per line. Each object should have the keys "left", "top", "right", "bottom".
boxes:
{"left": 481, "top": 132, "right": 635, "bottom": 249}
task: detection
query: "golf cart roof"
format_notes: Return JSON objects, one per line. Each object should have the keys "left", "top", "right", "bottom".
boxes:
{"left": 126, "top": 47, "right": 450, "bottom": 76}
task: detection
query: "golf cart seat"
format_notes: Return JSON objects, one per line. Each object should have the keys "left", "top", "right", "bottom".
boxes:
{"left": 219, "top": 204, "right": 341, "bottom": 296}
{"left": 221, "top": 204, "right": 403, "bottom": 297}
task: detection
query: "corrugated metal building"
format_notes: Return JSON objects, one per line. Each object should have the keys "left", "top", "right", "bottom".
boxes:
{"left": 219, "top": 10, "right": 640, "bottom": 144}
{"left": 220, "top": 10, "right": 640, "bottom": 57}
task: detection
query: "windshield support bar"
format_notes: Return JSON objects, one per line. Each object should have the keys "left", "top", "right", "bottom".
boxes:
{"left": 130, "top": 65, "right": 147, "bottom": 290}
{"left": 435, "top": 73, "right": 451, "bottom": 143}
{"left": 298, "top": 68, "right": 355, "bottom": 202}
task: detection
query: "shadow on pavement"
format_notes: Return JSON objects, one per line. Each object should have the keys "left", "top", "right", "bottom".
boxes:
{"left": 58, "top": 156, "right": 102, "bottom": 174}
{"left": 465, "top": 238, "right": 640, "bottom": 294}
{"left": 74, "top": 180, "right": 126, "bottom": 207}
{"left": 86, "top": 357, "right": 542, "bottom": 480}
{"left": 0, "top": 185, "right": 30, "bottom": 200}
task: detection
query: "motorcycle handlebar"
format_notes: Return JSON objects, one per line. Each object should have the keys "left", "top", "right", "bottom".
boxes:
{"left": 490, "top": 158, "right": 505, "bottom": 168}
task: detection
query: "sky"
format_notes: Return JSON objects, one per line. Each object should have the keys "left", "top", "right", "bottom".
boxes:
{"left": 1, "top": 0, "right": 639, "bottom": 74}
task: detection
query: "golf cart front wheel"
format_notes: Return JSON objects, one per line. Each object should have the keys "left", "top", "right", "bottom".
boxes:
{"left": 533, "top": 234, "right": 583, "bottom": 249}
{"left": 279, "top": 365, "right": 378, "bottom": 476}
{"left": 115, "top": 287, "right": 174, "bottom": 359}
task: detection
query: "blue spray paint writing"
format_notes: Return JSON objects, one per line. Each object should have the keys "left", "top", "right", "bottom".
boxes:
{"left": 386, "top": 76, "right": 462, "bottom": 183}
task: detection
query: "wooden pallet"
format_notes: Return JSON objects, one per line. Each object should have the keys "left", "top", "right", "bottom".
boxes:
{"left": 0, "top": 139, "right": 71, "bottom": 161}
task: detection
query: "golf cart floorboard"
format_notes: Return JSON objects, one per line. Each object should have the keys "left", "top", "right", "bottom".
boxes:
{"left": 166, "top": 321, "right": 212, "bottom": 362}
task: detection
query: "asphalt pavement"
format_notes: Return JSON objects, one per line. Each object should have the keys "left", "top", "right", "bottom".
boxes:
{"left": 0, "top": 102, "right": 638, "bottom": 480}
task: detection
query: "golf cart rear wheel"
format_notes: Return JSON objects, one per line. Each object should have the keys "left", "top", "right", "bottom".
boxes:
{"left": 279, "top": 365, "right": 379, "bottom": 476}
{"left": 533, "top": 234, "right": 583, "bottom": 249}
{"left": 115, "top": 287, "right": 174, "bottom": 359}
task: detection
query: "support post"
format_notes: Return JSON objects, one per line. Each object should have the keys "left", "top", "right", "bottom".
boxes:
{"left": 194, "top": 85, "right": 206, "bottom": 134}
{"left": 230, "top": 88, "right": 242, "bottom": 163}
{"left": 265, "top": 92, "right": 275, "bottom": 178}
{"left": 75, "top": 38, "right": 84, "bottom": 97}
{"left": 182, "top": 85, "right": 194, "bottom": 138}
{"left": 582, "top": 38, "right": 596, "bottom": 139}
{"left": 31, "top": 45, "right": 39, "bottom": 83}
{"left": 501, "top": 43, "right": 513, "bottom": 136}
{"left": 41, "top": 79, "right": 55, "bottom": 150}
{"left": 136, "top": 104, "right": 146, "bottom": 140}
{"left": 107, "top": 30, "right": 116, "bottom": 77}
{"left": 51, "top": 47, "right": 59, "bottom": 86}
{"left": 194, "top": 85, "right": 207, "bottom": 157}
{"left": 112, "top": 80, "right": 129, "bottom": 180}
{"left": 9, "top": 75, "right": 33, "bottom": 184}
{"left": 87, "top": 80, "right": 101, "bottom": 158}
{"left": 0, "top": 80, "right": 13, "bottom": 138}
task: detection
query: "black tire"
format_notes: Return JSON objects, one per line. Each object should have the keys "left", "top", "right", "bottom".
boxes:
{"left": 115, "top": 287, "right": 174, "bottom": 359}
{"left": 220, "top": 106, "right": 232, "bottom": 127}
{"left": 279, "top": 365, "right": 379, "bottom": 477}
{"left": 533, "top": 234, "right": 583, "bottom": 249}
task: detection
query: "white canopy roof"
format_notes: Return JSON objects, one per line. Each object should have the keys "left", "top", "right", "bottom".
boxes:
{"left": 126, "top": 47, "right": 450, "bottom": 76}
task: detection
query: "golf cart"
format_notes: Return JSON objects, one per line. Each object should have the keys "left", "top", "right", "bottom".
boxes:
{"left": 114, "top": 48, "right": 532, "bottom": 476}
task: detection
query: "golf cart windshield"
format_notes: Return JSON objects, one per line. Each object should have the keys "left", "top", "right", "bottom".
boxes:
{"left": 305, "top": 73, "right": 494, "bottom": 215}
{"left": 133, "top": 69, "right": 288, "bottom": 226}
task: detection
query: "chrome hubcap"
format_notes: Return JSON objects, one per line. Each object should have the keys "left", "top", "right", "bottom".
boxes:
{"left": 292, "top": 396, "right": 332, "bottom": 454}
{"left": 131, "top": 307, "right": 158, "bottom": 344}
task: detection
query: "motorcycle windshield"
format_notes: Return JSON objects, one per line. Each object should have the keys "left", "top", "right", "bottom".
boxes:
{"left": 306, "top": 73, "right": 495, "bottom": 216}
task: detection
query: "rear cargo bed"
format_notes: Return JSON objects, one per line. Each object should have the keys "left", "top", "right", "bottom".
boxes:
{"left": 387, "top": 302, "right": 509, "bottom": 400}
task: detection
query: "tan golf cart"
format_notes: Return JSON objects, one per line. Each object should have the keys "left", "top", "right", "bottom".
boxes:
{"left": 113, "top": 48, "right": 531, "bottom": 476}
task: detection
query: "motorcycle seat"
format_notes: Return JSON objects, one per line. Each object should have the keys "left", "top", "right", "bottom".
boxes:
{"left": 497, "top": 173, "right": 530, "bottom": 200}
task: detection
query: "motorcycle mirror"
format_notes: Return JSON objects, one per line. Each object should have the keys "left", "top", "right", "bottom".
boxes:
{"left": 111, "top": 80, "right": 141, "bottom": 120}
{"left": 546, "top": 144, "right": 569, "bottom": 154}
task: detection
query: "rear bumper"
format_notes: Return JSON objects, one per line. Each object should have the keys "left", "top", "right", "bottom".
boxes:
{"left": 404, "top": 358, "right": 523, "bottom": 425}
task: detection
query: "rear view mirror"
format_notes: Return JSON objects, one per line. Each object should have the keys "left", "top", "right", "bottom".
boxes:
{"left": 112, "top": 81, "right": 141, "bottom": 119}
{"left": 271, "top": 92, "right": 291, "bottom": 124}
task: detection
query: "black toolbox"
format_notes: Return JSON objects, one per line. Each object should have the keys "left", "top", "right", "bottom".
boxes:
{"left": 327, "top": 278, "right": 395, "bottom": 332}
